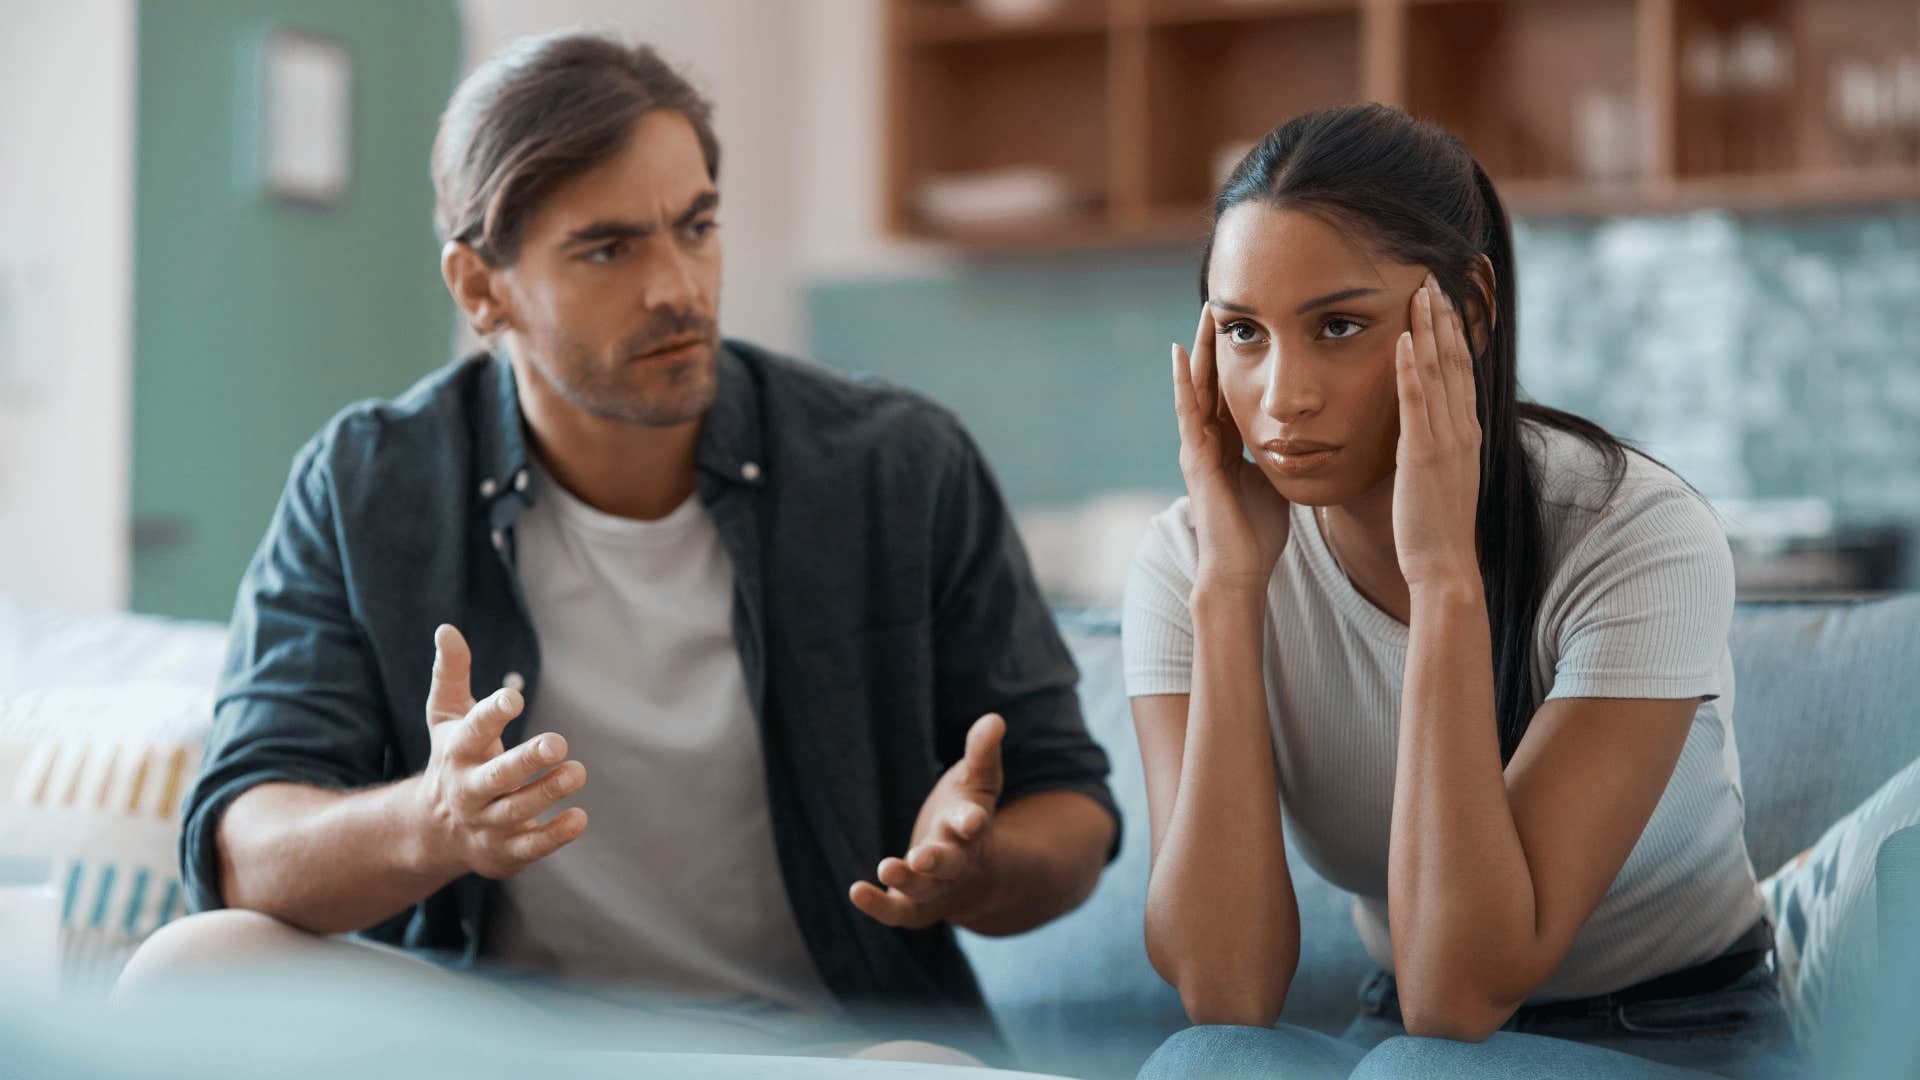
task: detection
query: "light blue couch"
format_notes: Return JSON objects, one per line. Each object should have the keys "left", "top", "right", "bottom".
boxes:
{"left": 960, "top": 595, "right": 1920, "bottom": 1079}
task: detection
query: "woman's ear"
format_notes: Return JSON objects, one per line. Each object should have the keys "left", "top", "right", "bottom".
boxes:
{"left": 1464, "top": 254, "right": 1498, "bottom": 359}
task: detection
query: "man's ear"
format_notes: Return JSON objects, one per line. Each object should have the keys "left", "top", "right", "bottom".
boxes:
{"left": 1463, "top": 253, "right": 1498, "bottom": 359}
{"left": 442, "top": 241, "right": 511, "bottom": 337}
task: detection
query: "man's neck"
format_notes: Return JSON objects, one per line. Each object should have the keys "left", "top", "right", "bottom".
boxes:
{"left": 514, "top": 365, "right": 700, "bottom": 522}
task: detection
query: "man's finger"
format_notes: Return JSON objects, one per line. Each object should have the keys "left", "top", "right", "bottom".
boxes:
{"left": 453, "top": 687, "right": 524, "bottom": 760}
{"left": 906, "top": 841, "right": 967, "bottom": 881}
{"left": 498, "top": 807, "right": 587, "bottom": 867}
{"left": 469, "top": 730, "right": 565, "bottom": 801}
{"left": 941, "top": 803, "right": 990, "bottom": 843}
{"left": 877, "top": 857, "right": 942, "bottom": 903}
{"left": 848, "top": 881, "right": 920, "bottom": 928}
{"left": 426, "top": 624, "right": 477, "bottom": 725}
{"left": 962, "top": 713, "right": 1005, "bottom": 794}
{"left": 481, "top": 758, "right": 583, "bottom": 828}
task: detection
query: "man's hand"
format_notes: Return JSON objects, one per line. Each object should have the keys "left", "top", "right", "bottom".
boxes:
{"left": 849, "top": 713, "right": 1006, "bottom": 931}
{"left": 413, "top": 624, "right": 587, "bottom": 879}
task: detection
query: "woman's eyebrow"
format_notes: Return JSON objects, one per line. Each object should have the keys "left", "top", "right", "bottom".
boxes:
{"left": 1292, "top": 287, "right": 1382, "bottom": 315}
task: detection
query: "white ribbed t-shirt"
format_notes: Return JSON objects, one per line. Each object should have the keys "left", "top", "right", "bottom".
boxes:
{"left": 1122, "top": 422, "right": 1765, "bottom": 1002}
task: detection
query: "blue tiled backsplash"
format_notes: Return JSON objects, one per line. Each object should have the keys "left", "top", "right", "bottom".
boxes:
{"left": 806, "top": 204, "right": 1920, "bottom": 585}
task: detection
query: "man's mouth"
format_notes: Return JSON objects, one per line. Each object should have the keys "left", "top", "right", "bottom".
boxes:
{"left": 632, "top": 336, "right": 707, "bottom": 363}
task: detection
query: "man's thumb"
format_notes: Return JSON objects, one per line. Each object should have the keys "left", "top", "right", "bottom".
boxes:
{"left": 963, "top": 713, "right": 1006, "bottom": 791}
{"left": 426, "top": 623, "right": 476, "bottom": 724}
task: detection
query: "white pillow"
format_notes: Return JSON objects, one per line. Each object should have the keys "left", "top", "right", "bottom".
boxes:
{"left": 0, "top": 683, "right": 213, "bottom": 993}
{"left": 1762, "top": 754, "right": 1920, "bottom": 1058}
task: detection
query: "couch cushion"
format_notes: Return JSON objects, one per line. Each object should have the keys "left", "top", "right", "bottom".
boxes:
{"left": 1730, "top": 595, "right": 1920, "bottom": 878}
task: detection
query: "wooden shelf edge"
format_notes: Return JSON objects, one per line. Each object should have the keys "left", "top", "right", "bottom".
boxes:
{"left": 903, "top": 5, "right": 1111, "bottom": 44}
{"left": 1147, "top": 0, "right": 1363, "bottom": 28}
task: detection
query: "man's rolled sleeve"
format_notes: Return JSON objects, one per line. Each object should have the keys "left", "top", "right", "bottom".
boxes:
{"left": 179, "top": 439, "right": 393, "bottom": 913}
{"left": 927, "top": 422, "right": 1121, "bottom": 861}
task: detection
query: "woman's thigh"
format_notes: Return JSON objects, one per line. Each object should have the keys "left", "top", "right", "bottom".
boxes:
{"left": 1138, "top": 1023, "right": 1367, "bottom": 1080}
{"left": 1351, "top": 1031, "right": 1723, "bottom": 1079}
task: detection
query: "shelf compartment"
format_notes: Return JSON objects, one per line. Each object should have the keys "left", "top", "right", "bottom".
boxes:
{"left": 1142, "top": 9, "right": 1364, "bottom": 211}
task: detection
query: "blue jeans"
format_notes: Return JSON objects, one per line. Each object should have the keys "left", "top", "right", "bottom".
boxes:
{"left": 1140, "top": 966, "right": 1800, "bottom": 1079}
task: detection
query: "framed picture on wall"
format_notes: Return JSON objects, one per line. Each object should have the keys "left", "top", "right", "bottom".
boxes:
{"left": 255, "top": 27, "right": 353, "bottom": 209}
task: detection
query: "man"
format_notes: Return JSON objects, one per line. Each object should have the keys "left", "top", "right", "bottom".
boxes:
{"left": 124, "top": 30, "right": 1118, "bottom": 1061}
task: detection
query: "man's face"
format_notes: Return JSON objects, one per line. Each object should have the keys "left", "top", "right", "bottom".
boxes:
{"left": 495, "top": 109, "right": 722, "bottom": 427}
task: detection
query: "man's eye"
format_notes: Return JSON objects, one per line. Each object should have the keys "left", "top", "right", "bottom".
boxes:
{"left": 584, "top": 241, "right": 625, "bottom": 263}
{"left": 686, "top": 219, "right": 717, "bottom": 240}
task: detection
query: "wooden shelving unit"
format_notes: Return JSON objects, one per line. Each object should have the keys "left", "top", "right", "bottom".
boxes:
{"left": 883, "top": 0, "right": 1920, "bottom": 249}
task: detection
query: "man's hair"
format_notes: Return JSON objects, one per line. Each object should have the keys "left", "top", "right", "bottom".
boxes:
{"left": 432, "top": 30, "right": 720, "bottom": 266}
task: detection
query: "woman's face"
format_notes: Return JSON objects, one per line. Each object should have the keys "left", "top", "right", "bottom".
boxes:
{"left": 1204, "top": 202, "right": 1440, "bottom": 508}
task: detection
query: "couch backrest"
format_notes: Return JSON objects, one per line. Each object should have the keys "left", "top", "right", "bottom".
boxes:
{"left": 1730, "top": 595, "right": 1920, "bottom": 877}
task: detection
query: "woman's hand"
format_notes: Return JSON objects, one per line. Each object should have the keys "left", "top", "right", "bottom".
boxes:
{"left": 1391, "top": 272, "right": 1482, "bottom": 592}
{"left": 1172, "top": 304, "right": 1291, "bottom": 595}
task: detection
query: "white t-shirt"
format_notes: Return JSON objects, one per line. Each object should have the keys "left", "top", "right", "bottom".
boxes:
{"left": 485, "top": 458, "right": 835, "bottom": 1019}
{"left": 1122, "top": 422, "right": 1765, "bottom": 1002}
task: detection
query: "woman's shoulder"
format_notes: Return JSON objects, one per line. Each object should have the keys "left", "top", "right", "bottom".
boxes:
{"left": 1523, "top": 420, "right": 1731, "bottom": 590}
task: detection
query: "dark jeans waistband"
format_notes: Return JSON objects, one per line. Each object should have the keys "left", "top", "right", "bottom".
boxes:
{"left": 1363, "top": 918, "right": 1774, "bottom": 1026}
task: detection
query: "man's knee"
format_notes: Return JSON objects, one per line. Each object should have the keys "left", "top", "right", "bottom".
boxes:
{"left": 115, "top": 909, "right": 319, "bottom": 996}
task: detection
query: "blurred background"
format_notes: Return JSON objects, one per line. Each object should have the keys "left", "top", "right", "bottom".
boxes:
{"left": 2, "top": 0, "right": 1917, "bottom": 625}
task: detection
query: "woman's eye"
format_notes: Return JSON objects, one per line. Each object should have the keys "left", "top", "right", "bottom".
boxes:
{"left": 1220, "top": 320, "right": 1264, "bottom": 346}
{"left": 1321, "top": 317, "right": 1364, "bottom": 340}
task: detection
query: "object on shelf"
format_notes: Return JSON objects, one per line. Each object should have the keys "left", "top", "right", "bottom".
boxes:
{"left": 1716, "top": 497, "right": 1909, "bottom": 597}
{"left": 1574, "top": 89, "right": 1641, "bottom": 183}
{"left": 913, "top": 166, "right": 1087, "bottom": 229}
{"left": 970, "top": 0, "right": 1064, "bottom": 25}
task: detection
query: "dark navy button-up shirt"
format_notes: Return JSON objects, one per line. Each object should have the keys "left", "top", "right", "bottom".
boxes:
{"left": 180, "top": 340, "right": 1119, "bottom": 1039}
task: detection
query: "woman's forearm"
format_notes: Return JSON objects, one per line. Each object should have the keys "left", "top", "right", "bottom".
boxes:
{"left": 1389, "top": 576, "right": 1539, "bottom": 1033}
{"left": 1147, "top": 581, "right": 1300, "bottom": 1026}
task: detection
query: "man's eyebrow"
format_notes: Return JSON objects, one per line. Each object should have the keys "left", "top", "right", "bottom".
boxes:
{"left": 673, "top": 190, "right": 719, "bottom": 226}
{"left": 563, "top": 220, "right": 651, "bottom": 246}
{"left": 561, "top": 191, "right": 720, "bottom": 246}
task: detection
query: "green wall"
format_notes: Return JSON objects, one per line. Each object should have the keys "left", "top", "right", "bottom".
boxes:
{"left": 132, "top": 0, "right": 461, "bottom": 619}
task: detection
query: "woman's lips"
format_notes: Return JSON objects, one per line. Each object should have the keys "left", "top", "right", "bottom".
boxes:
{"left": 1263, "top": 446, "right": 1339, "bottom": 475}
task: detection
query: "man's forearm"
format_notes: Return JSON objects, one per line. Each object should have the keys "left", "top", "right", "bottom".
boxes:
{"left": 217, "top": 778, "right": 461, "bottom": 935}
{"left": 951, "top": 790, "right": 1114, "bottom": 937}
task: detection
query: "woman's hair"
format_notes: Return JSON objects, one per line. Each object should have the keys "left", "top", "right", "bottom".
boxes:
{"left": 1203, "top": 102, "right": 1631, "bottom": 763}
{"left": 432, "top": 31, "right": 720, "bottom": 266}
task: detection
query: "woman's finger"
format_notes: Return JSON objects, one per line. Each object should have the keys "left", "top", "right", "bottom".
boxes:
{"left": 1434, "top": 282, "right": 1480, "bottom": 440}
{"left": 1171, "top": 342, "right": 1202, "bottom": 447}
{"left": 1395, "top": 328, "right": 1430, "bottom": 453}
{"left": 1411, "top": 280, "right": 1450, "bottom": 445}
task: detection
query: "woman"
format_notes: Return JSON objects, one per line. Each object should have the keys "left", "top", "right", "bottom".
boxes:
{"left": 1124, "top": 103, "right": 1798, "bottom": 1078}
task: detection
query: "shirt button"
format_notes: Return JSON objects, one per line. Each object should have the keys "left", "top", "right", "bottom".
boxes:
{"left": 513, "top": 469, "right": 530, "bottom": 493}
{"left": 741, "top": 461, "right": 762, "bottom": 482}
{"left": 502, "top": 671, "right": 525, "bottom": 693}
{"left": 478, "top": 478, "right": 498, "bottom": 499}
{"left": 490, "top": 528, "right": 506, "bottom": 553}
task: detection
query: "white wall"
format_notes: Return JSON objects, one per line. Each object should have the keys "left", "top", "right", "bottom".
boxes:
{"left": 461, "top": 0, "right": 807, "bottom": 352}
{"left": 0, "top": 1, "right": 135, "bottom": 613}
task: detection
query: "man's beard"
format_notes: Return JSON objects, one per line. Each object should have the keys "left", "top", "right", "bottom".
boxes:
{"left": 534, "top": 313, "right": 720, "bottom": 427}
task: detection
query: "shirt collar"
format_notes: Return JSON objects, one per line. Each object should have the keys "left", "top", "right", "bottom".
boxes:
{"left": 473, "top": 342, "right": 766, "bottom": 522}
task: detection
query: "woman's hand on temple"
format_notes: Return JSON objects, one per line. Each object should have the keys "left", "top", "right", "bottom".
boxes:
{"left": 1391, "top": 272, "right": 1482, "bottom": 592}
{"left": 1172, "top": 304, "right": 1291, "bottom": 595}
